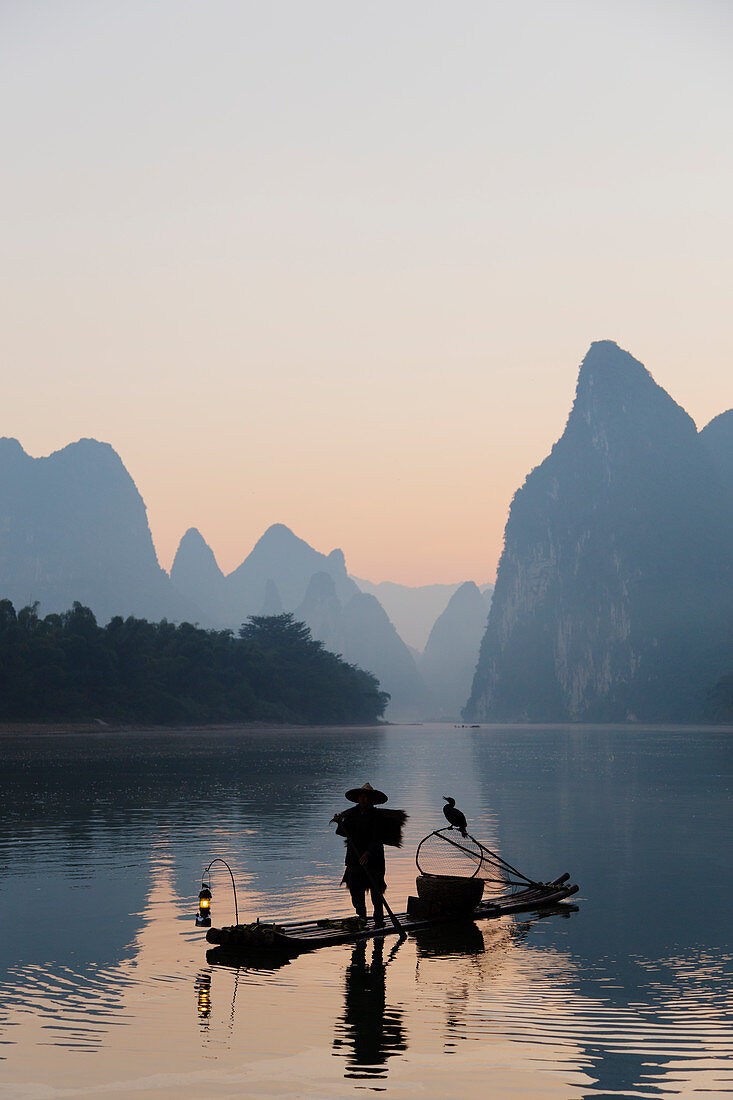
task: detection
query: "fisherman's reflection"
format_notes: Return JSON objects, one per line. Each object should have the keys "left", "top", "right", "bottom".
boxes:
{"left": 333, "top": 938, "right": 406, "bottom": 1079}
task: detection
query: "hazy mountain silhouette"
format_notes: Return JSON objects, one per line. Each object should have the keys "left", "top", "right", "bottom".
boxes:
{"left": 0, "top": 437, "right": 197, "bottom": 623}
{"left": 260, "top": 577, "right": 283, "bottom": 615}
{"left": 420, "top": 581, "right": 490, "bottom": 719}
{"left": 700, "top": 409, "right": 733, "bottom": 488}
{"left": 296, "top": 572, "right": 345, "bottom": 656}
{"left": 1, "top": 438, "right": 476, "bottom": 722}
{"left": 340, "top": 591, "right": 427, "bottom": 721}
{"left": 169, "top": 526, "right": 288, "bottom": 624}
{"left": 465, "top": 341, "right": 733, "bottom": 722}
{"left": 295, "top": 572, "right": 428, "bottom": 721}
{"left": 169, "top": 527, "right": 230, "bottom": 626}
{"left": 171, "top": 525, "right": 428, "bottom": 718}
{"left": 352, "top": 577, "right": 493, "bottom": 651}
{"left": 171, "top": 522, "right": 362, "bottom": 627}
{"left": 224, "top": 524, "right": 358, "bottom": 623}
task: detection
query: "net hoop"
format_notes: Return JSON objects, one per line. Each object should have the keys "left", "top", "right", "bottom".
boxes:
{"left": 414, "top": 827, "right": 537, "bottom": 896}
{"left": 415, "top": 827, "right": 484, "bottom": 879}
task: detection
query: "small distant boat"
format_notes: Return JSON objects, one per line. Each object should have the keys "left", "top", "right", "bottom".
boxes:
{"left": 205, "top": 873, "right": 578, "bottom": 955}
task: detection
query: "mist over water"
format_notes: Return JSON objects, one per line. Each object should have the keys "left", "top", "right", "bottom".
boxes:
{"left": 0, "top": 724, "right": 731, "bottom": 1098}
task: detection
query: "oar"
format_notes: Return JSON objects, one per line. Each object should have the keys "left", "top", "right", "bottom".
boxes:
{"left": 337, "top": 820, "right": 406, "bottom": 939}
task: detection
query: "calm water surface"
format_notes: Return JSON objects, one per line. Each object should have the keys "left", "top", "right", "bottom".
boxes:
{"left": 0, "top": 724, "right": 731, "bottom": 1099}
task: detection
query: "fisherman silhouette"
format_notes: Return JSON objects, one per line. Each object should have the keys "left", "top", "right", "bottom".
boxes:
{"left": 442, "top": 796, "right": 468, "bottom": 837}
{"left": 331, "top": 782, "right": 407, "bottom": 927}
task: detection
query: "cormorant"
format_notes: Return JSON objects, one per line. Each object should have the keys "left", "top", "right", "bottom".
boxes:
{"left": 442, "top": 796, "right": 468, "bottom": 837}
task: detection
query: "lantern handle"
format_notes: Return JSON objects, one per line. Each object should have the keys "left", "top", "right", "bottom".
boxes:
{"left": 202, "top": 858, "right": 239, "bottom": 925}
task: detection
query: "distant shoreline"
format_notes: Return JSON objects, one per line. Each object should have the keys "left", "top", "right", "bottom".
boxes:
{"left": 0, "top": 720, "right": 390, "bottom": 736}
{"left": 2, "top": 719, "right": 732, "bottom": 737}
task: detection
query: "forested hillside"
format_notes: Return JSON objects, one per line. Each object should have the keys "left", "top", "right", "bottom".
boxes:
{"left": 0, "top": 603, "right": 388, "bottom": 725}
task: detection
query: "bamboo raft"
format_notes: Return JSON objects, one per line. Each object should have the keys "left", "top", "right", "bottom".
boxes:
{"left": 205, "top": 872, "right": 578, "bottom": 954}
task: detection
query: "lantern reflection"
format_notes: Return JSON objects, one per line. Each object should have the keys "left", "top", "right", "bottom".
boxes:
{"left": 195, "top": 972, "right": 212, "bottom": 1021}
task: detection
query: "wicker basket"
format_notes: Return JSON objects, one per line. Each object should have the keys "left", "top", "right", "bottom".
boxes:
{"left": 416, "top": 874, "right": 484, "bottom": 914}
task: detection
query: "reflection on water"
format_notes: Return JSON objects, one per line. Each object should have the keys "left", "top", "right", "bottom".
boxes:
{"left": 0, "top": 724, "right": 732, "bottom": 1098}
{"left": 194, "top": 971, "right": 211, "bottom": 1023}
{"left": 333, "top": 938, "right": 406, "bottom": 1079}
{"left": 414, "top": 918, "right": 488, "bottom": 959}
{"left": 412, "top": 919, "right": 529, "bottom": 1055}
{"left": 200, "top": 920, "right": 525, "bottom": 1082}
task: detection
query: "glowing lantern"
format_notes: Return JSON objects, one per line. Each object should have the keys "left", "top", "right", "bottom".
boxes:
{"left": 196, "top": 883, "right": 212, "bottom": 927}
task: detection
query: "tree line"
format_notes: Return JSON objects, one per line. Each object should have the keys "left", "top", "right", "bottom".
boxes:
{"left": 0, "top": 601, "right": 389, "bottom": 725}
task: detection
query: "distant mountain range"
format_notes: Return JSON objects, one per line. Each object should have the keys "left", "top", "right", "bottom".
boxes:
{"left": 421, "top": 582, "right": 491, "bottom": 720}
{"left": 171, "top": 523, "right": 430, "bottom": 720}
{"left": 295, "top": 571, "right": 427, "bottom": 720}
{"left": 351, "top": 577, "right": 493, "bottom": 651}
{"left": 170, "top": 523, "right": 359, "bottom": 630}
{"left": 0, "top": 438, "right": 488, "bottom": 721}
{"left": 0, "top": 437, "right": 196, "bottom": 624}
{"left": 465, "top": 340, "right": 733, "bottom": 722}
{"left": 10, "top": 336, "right": 732, "bottom": 726}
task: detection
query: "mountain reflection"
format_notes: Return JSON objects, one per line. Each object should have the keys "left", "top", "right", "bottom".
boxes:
{"left": 332, "top": 938, "right": 406, "bottom": 1079}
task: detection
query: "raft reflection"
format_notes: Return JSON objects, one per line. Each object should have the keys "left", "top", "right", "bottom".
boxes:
{"left": 201, "top": 918, "right": 536, "bottom": 1080}
{"left": 413, "top": 919, "right": 529, "bottom": 1051}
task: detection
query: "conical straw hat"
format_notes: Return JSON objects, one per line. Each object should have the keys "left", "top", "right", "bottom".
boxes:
{"left": 345, "top": 781, "right": 388, "bottom": 804}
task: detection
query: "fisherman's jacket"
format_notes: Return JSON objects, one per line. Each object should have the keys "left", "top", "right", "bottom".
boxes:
{"left": 336, "top": 806, "right": 386, "bottom": 874}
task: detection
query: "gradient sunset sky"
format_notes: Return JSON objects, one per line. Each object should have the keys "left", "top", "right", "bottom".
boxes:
{"left": 2, "top": 1, "right": 731, "bottom": 584}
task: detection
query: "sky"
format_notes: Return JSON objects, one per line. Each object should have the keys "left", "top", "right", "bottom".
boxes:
{"left": 2, "top": 1, "right": 732, "bottom": 584}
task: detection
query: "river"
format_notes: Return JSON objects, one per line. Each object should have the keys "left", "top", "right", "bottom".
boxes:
{"left": 0, "top": 723, "right": 731, "bottom": 1098}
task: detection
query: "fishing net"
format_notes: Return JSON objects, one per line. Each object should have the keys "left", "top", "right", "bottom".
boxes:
{"left": 415, "top": 828, "right": 534, "bottom": 896}
{"left": 415, "top": 829, "right": 484, "bottom": 879}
